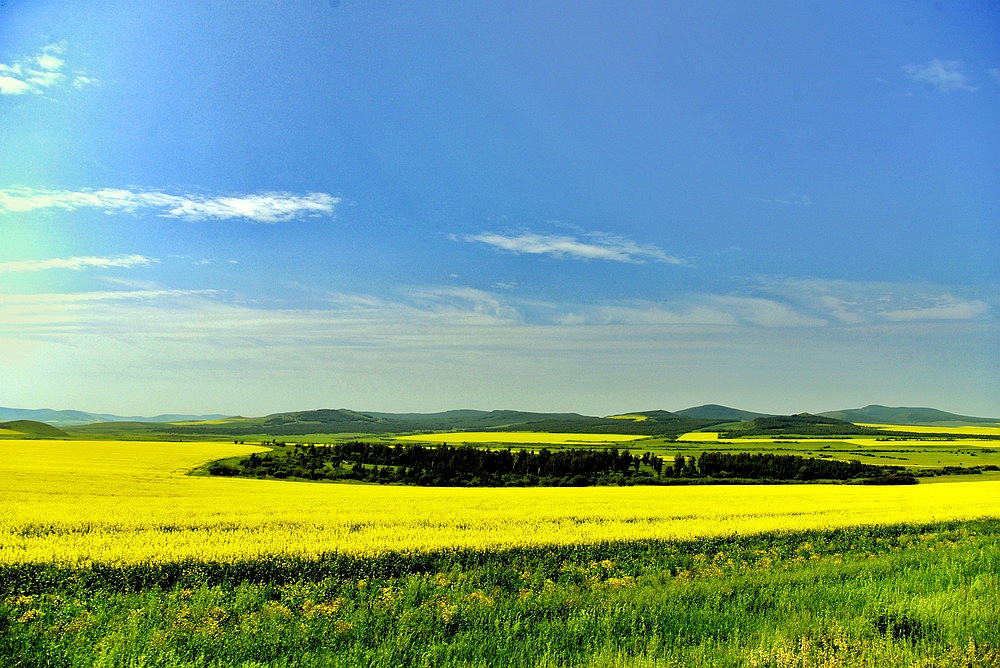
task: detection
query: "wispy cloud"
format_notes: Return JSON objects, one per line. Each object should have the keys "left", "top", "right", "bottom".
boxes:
{"left": 903, "top": 60, "right": 977, "bottom": 93}
{"left": 880, "top": 296, "right": 990, "bottom": 322}
{"left": 461, "top": 231, "right": 685, "bottom": 264}
{"left": 0, "top": 187, "right": 339, "bottom": 223}
{"left": 761, "top": 194, "right": 811, "bottom": 207}
{"left": 0, "top": 42, "right": 96, "bottom": 95}
{"left": 755, "top": 277, "right": 992, "bottom": 324}
{"left": 0, "top": 255, "right": 155, "bottom": 274}
{"left": 554, "top": 297, "right": 826, "bottom": 328}
{"left": 406, "top": 286, "right": 522, "bottom": 323}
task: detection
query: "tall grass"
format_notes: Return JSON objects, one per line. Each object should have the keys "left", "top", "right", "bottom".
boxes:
{"left": 3, "top": 519, "right": 999, "bottom": 667}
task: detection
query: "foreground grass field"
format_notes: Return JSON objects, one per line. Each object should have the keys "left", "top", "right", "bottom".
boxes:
{"left": 4, "top": 521, "right": 1000, "bottom": 667}
{"left": 2, "top": 438, "right": 999, "bottom": 666}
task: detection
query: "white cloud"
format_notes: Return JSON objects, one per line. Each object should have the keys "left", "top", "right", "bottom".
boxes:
{"left": 0, "top": 42, "right": 95, "bottom": 96}
{"left": 462, "top": 231, "right": 685, "bottom": 264}
{"left": 0, "top": 187, "right": 339, "bottom": 223}
{"left": 0, "top": 255, "right": 155, "bottom": 274}
{"left": 0, "top": 76, "right": 32, "bottom": 95}
{"left": 903, "top": 60, "right": 977, "bottom": 93}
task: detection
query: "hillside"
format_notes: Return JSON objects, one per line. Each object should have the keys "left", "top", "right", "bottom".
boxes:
{"left": 16, "top": 403, "right": 1000, "bottom": 440}
{"left": 819, "top": 405, "right": 1000, "bottom": 426}
{"left": 159, "top": 408, "right": 723, "bottom": 437}
{"left": 721, "top": 414, "right": 886, "bottom": 437}
{"left": 675, "top": 404, "right": 772, "bottom": 421}
{"left": 0, "top": 406, "right": 229, "bottom": 427}
{"left": 0, "top": 420, "right": 70, "bottom": 438}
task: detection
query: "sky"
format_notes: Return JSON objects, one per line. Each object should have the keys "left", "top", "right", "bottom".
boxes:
{"left": 1, "top": 1, "right": 998, "bottom": 418}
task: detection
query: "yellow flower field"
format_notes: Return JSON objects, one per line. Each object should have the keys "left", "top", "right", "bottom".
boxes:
{"left": 1, "top": 439, "right": 999, "bottom": 566}
{"left": 677, "top": 431, "right": 720, "bottom": 441}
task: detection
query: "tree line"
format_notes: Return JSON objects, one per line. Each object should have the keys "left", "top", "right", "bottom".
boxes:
{"left": 209, "top": 442, "right": 917, "bottom": 486}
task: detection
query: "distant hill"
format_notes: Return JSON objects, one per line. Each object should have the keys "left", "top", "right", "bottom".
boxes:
{"left": 161, "top": 408, "right": 724, "bottom": 437}
{"left": 675, "top": 404, "right": 772, "bottom": 421}
{"left": 0, "top": 407, "right": 230, "bottom": 427}
{"left": 0, "top": 420, "right": 70, "bottom": 438}
{"left": 819, "top": 405, "right": 1000, "bottom": 427}
{"left": 8, "top": 403, "right": 998, "bottom": 438}
{"left": 721, "top": 414, "right": 885, "bottom": 437}
{"left": 0, "top": 407, "right": 108, "bottom": 427}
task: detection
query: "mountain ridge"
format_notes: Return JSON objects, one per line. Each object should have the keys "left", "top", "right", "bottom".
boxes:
{"left": 818, "top": 405, "right": 1000, "bottom": 426}
{"left": 2, "top": 404, "right": 997, "bottom": 435}
{"left": 0, "top": 407, "right": 231, "bottom": 427}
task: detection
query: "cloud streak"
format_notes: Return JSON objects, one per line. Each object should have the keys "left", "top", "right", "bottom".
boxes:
{"left": 0, "top": 187, "right": 340, "bottom": 223}
{"left": 903, "top": 60, "right": 977, "bottom": 93}
{"left": 0, "top": 42, "right": 95, "bottom": 95}
{"left": 0, "top": 255, "right": 155, "bottom": 274}
{"left": 754, "top": 277, "right": 992, "bottom": 324}
{"left": 462, "top": 231, "right": 685, "bottom": 264}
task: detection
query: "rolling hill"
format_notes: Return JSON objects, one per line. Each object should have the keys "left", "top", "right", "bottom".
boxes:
{"left": 0, "top": 420, "right": 70, "bottom": 438}
{"left": 675, "top": 404, "right": 772, "bottom": 421}
{"left": 720, "top": 414, "right": 887, "bottom": 437}
{"left": 0, "top": 407, "right": 230, "bottom": 427}
{"left": 819, "top": 405, "right": 1000, "bottom": 427}
{"left": 7, "top": 403, "right": 998, "bottom": 440}
{"left": 155, "top": 408, "right": 723, "bottom": 437}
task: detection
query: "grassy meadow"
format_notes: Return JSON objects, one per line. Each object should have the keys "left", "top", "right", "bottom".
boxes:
{"left": 2, "top": 434, "right": 1000, "bottom": 665}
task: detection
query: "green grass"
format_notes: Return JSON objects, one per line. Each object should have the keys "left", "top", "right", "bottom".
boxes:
{"left": 4, "top": 519, "right": 999, "bottom": 667}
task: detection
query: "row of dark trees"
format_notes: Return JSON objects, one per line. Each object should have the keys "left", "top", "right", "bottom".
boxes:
{"left": 225, "top": 443, "right": 665, "bottom": 487}
{"left": 696, "top": 452, "right": 896, "bottom": 481}
{"left": 209, "top": 442, "right": 916, "bottom": 486}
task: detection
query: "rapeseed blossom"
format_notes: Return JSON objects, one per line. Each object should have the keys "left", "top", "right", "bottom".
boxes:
{"left": 1, "top": 439, "right": 998, "bottom": 566}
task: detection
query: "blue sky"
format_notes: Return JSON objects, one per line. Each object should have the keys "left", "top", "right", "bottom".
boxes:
{"left": 1, "top": 1, "right": 998, "bottom": 417}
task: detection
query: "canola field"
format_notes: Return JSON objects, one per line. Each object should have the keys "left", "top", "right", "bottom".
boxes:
{"left": 2, "top": 438, "right": 1000, "bottom": 567}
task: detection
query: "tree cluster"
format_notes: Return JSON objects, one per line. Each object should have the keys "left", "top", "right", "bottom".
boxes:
{"left": 211, "top": 441, "right": 917, "bottom": 486}
{"left": 696, "top": 452, "right": 897, "bottom": 481}
{"left": 230, "top": 442, "right": 665, "bottom": 487}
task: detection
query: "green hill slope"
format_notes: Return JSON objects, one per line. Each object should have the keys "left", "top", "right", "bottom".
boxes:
{"left": 675, "top": 404, "right": 772, "bottom": 421}
{"left": 820, "top": 405, "right": 1000, "bottom": 426}
{"left": 0, "top": 420, "right": 70, "bottom": 438}
{"left": 142, "top": 408, "right": 722, "bottom": 438}
{"left": 721, "top": 414, "right": 885, "bottom": 437}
